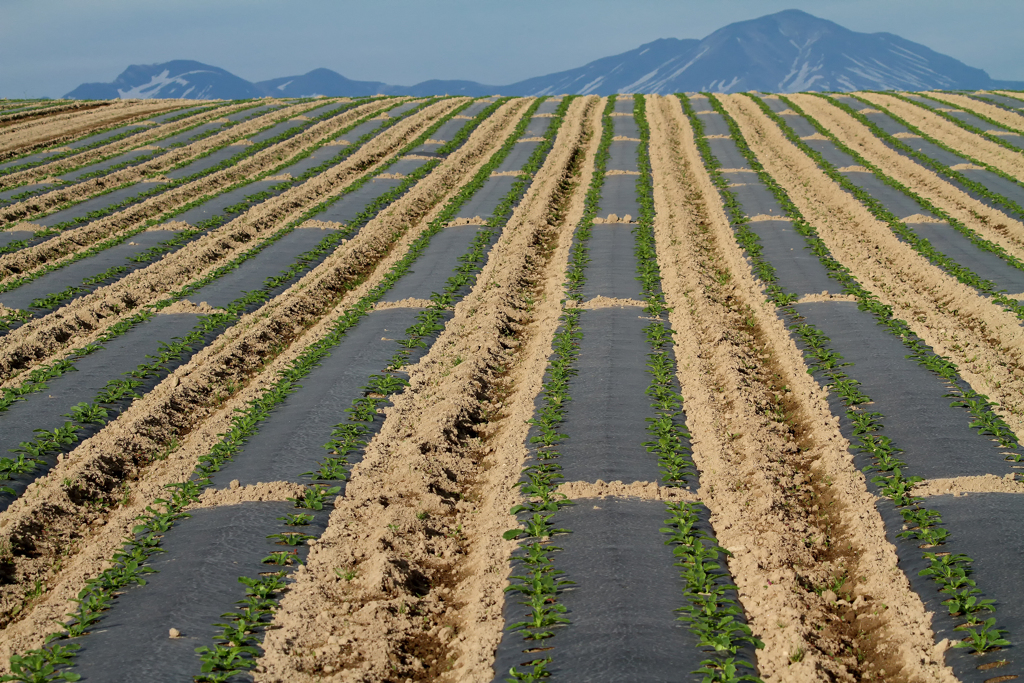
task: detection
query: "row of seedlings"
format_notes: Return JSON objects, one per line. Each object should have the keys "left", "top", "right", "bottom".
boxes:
{"left": 19, "top": 96, "right": 568, "bottom": 681}
{"left": 749, "top": 94, "right": 1024, "bottom": 318}
{"left": 0, "top": 93, "right": 516, "bottom": 643}
{"left": 893, "top": 92, "right": 1024, "bottom": 151}
{"left": 821, "top": 93, "right": 1024, "bottom": 222}
{"left": 0, "top": 98, "right": 347, "bottom": 263}
{"left": 0, "top": 98, "right": 427, "bottom": 333}
{"left": 0, "top": 99, "right": 286, "bottom": 233}
{"left": 0, "top": 97, "right": 500, "bottom": 510}
{"left": 0, "top": 98, "right": 325, "bottom": 266}
{"left": 686, "top": 92, "right": 1021, "bottom": 681}
{"left": 494, "top": 94, "right": 761, "bottom": 683}
{"left": 0, "top": 102, "right": 225, "bottom": 187}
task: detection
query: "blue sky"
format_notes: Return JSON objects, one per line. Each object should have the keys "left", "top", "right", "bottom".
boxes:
{"left": 2, "top": 0, "right": 1022, "bottom": 98}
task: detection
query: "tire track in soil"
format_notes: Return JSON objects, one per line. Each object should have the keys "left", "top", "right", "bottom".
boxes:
{"left": 663, "top": 94, "right": 959, "bottom": 682}
{"left": 720, "top": 93, "right": 1024, "bottom": 446}
{"left": 0, "top": 97, "right": 530, "bottom": 662}
{"left": 858, "top": 93, "right": 1024, "bottom": 182}
{"left": 0, "top": 98, "right": 454, "bottom": 382}
{"left": 789, "top": 94, "right": 1024, "bottom": 258}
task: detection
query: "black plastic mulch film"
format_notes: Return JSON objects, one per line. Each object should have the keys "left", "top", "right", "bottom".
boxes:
{"left": 684, "top": 92, "right": 1021, "bottom": 681}
{"left": 2, "top": 95, "right": 572, "bottom": 681}
{"left": 494, "top": 95, "right": 762, "bottom": 683}
{"left": 0, "top": 98, "right": 453, "bottom": 507}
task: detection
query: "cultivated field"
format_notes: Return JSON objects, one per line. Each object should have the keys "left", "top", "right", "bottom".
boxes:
{"left": 0, "top": 89, "right": 1022, "bottom": 683}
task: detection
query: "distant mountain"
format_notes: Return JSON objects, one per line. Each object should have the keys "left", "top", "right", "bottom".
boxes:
{"left": 256, "top": 69, "right": 498, "bottom": 98}
{"left": 66, "top": 60, "right": 264, "bottom": 100}
{"left": 64, "top": 11, "right": 1024, "bottom": 100}
{"left": 256, "top": 68, "right": 387, "bottom": 98}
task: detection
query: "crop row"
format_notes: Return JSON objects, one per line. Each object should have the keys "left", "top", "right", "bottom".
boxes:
{"left": 0, "top": 96, "right": 528, "bottom": 679}
{"left": 34, "top": 96, "right": 556, "bottom": 680}
{"left": 696, "top": 93, "right": 1018, "bottom": 674}
{"left": 0, "top": 98, "right": 484, "bottom": 507}
{"left": 0, "top": 98, "right": 425, "bottom": 333}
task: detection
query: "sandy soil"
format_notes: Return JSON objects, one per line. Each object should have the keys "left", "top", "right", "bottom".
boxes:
{"left": 255, "top": 96, "right": 597, "bottom": 683}
{"left": 0, "top": 97, "right": 439, "bottom": 383}
{"left": 0, "top": 98, "right": 529, "bottom": 661}
{"left": 723, "top": 92, "right": 1024, "bottom": 466}
{"left": 0, "top": 101, "right": 258, "bottom": 191}
{"left": 912, "top": 474, "right": 1024, "bottom": 497}
{"left": 924, "top": 92, "right": 1024, "bottom": 133}
{"left": 859, "top": 93, "right": 1024, "bottom": 182}
{"left": 790, "top": 94, "right": 1024, "bottom": 256}
{"left": 651, "top": 95, "right": 955, "bottom": 683}
{"left": 0, "top": 101, "right": 192, "bottom": 159}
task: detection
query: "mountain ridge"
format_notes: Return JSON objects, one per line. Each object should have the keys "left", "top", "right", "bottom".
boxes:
{"left": 64, "top": 10, "right": 1024, "bottom": 100}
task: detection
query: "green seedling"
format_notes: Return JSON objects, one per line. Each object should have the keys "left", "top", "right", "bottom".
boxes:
{"left": 0, "top": 652, "right": 81, "bottom": 682}
{"left": 0, "top": 454, "right": 43, "bottom": 478}
{"left": 943, "top": 588, "right": 995, "bottom": 620}
{"left": 289, "top": 485, "right": 341, "bottom": 511}
{"left": 194, "top": 643, "right": 258, "bottom": 678}
{"left": 277, "top": 513, "right": 313, "bottom": 526}
{"left": 952, "top": 618, "right": 1010, "bottom": 652}
{"left": 334, "top": 568, "right": 358, "bottom": 581}
{"left": 261, "top": 550, "right": 297, "bottom": 566}
{"left": 267, "top": 532, "right": 314, "bottom": 546}
{"left": 239, "top": 572, "right": 286, "bottom": 599}
{"left": 694, "top": 657, "right": 760, "bottom": 683}
{"left": 507, "top": 657, "right": 552, "bottom": 681}
{"left": 64, "top": 402, "right": 108, "bottom": 425}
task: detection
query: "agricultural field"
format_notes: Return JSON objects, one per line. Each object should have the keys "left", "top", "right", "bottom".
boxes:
{"left": 0, "top": 89, "right": 1021, "bottom": 682}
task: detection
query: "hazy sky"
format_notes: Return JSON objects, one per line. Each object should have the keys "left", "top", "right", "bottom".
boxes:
{"left": 3, "top": 0, "right": 1022, "bottom": 98}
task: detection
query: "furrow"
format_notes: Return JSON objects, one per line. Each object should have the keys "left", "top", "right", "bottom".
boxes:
{"left": 0, "top": 99, "right": 424, "bottom": 333}
{"left": 707, "top": 92, "right": 1023, "bottom": 681}
{"left": 859, "top": 93, "right": 1024, "bottom": 181}
{"left": 0, "top": 96, "right": 528, "bottom": 663}
{"left": 0, "top": 97, "right": 454, "bottom": 379}
{"left": 789, "top": 93, "right": 1024, "bottom": 255}
{"left": 720, "top": 93, "right": 1024, "bottom": 441}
